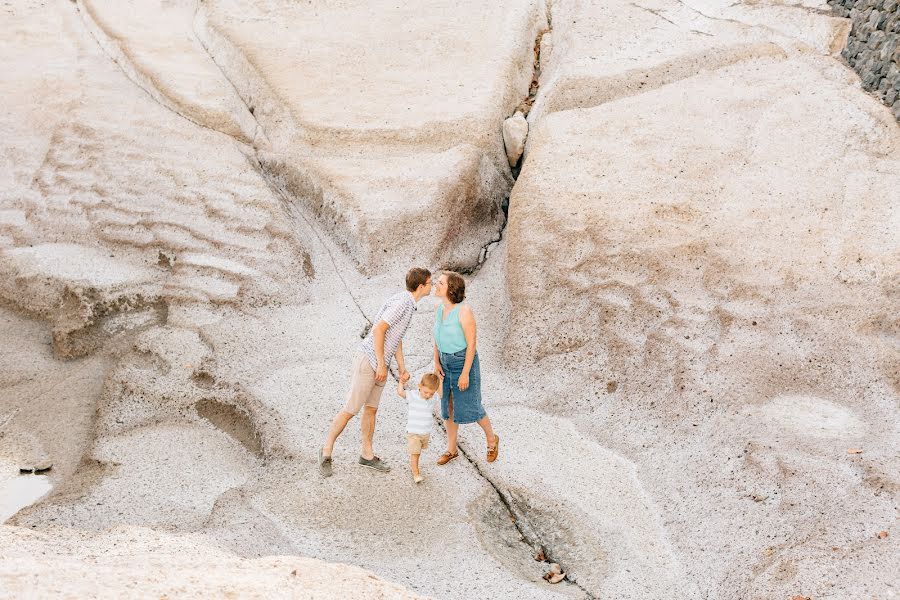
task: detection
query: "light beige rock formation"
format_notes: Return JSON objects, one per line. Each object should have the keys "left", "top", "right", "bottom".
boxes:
{"left": 505, "top": 44, "right": 899, "bottom": 600}
{"left": 1, "top": 526, "right": 425, "bottom": 599}
{"left": 191, "top": 0, "right": 548, "bottom": 272}
{"left": 76, "top": 0, "right": 260, "bottom": 143}
{"left": 2, "top": 0, "right": 899, "bottom": 598}
{"left": 526, "top": 0, "right": 849, "bottom": 125}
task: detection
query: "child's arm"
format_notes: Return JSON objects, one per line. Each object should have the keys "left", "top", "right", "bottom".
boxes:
{"left": 396, "top": 380, "right": 407, "bottom": 399}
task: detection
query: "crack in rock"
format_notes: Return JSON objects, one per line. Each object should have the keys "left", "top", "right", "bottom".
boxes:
{"left": 435, "top": 418, "right": 598, "bottom": 600}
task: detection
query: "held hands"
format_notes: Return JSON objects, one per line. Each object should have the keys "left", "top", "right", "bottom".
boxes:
{"left": 434, "top": 362, "right": 444, "bottom": 379}
{"left": 399, "top": 369, "right": 410, "bottom": 384}
{"left": 458, "top": 371, "right": 470, "bottom": 391}
{"left": 375, "top": 361, "right": 388, "bottom": 383}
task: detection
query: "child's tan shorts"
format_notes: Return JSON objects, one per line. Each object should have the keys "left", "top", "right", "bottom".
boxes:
{"left": 406, "top": 433, "right": 430, "bottom": 455}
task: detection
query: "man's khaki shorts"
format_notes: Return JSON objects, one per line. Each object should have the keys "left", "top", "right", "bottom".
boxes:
{"left": 341, "top": 352, "right": 386, "bottom": 416}
{"left": 406, "top": 433, "right": 430, "bottom": 455}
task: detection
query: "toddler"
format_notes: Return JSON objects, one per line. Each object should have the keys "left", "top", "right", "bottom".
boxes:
{"left": 397, "top": 373, "right": 441, "bottom": 483}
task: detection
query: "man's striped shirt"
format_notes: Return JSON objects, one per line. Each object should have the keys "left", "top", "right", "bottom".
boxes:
{"left": 360, "top": 291, "right": 416, "bottom": 370}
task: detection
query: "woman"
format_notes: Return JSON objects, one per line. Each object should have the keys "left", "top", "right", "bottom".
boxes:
{"left": 432, "top": 271, "right": 499, "bottom": 464}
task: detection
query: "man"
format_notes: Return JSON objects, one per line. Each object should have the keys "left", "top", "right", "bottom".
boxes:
{"left": 318, "top": 267, "right": 432, "bottom": 476}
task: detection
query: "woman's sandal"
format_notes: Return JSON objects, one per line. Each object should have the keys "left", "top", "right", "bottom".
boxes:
{"left": 437, "top": 451, "right": 459, "bottom": 465}
{"left": 487, "top": 435, "right": 500, "bottom": 463}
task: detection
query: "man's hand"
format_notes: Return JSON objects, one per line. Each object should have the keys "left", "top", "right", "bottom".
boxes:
{"left": 375, "top": 361, "right": 388, "bottom": 383}
{"left": 458, "top": 371, "right": 469, "bottom": 391}
{"left": 399, "top": 369, "right": 410, "bottom": 384}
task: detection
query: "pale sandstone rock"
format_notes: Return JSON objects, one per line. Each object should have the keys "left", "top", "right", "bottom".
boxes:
{"left": 505, "top": 53, "right": 900, "bottom": 597}
{"left": 503, "top": 112, "right": 529, "bottom": 166}
{"left": 0, "top": 1, "right": 311, "bottom": 356}
{"left": 2, "top": 1, "right": 899, "bottom": 599}
{"left": 193, "top": 0, "right": 548, "bottom": 271}
{"left": 1, "top": 526, "right": 425, "bottom": 599}
{"left": 679, "top": 0, "right": 851, "bottom": 55}
{"left": 527, "top": 0, "right": 849, "bottom": 124}
{"left": 75, "top": 0, "right": 259, "bottom": 144}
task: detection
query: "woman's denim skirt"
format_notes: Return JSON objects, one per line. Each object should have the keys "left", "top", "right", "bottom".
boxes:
{"left": 440, "top": 348, "right": 486, "bottom": 424}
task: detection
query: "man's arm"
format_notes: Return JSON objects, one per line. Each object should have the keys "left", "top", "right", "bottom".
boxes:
{"left": 433, "top": 342, "right": 443, "bottom": 378}
{"left": 373, "top": 320, "right": 390, "bottom": 382}
{"left": 394, "top": 340, "right": 410, "bottom": 383}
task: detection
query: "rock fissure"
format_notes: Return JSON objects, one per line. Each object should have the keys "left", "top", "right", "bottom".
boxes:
{"left": 248, "top": 155, "right": 373, "bottom": 328}
{"left": 630, "top": 2, "right": 679, "bottom": 27}
{"left": 515, "top": 19, "right": 551, "bottom": 118}
{"left": 434, "top": 421, "right": 598, "bottom": 599}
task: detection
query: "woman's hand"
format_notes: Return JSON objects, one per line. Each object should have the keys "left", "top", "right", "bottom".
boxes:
{"left": 458, "top": 371, "right": 469, "bottom": 391}
{"left": 434, "top": 362, "right": 444, "bottom": 379}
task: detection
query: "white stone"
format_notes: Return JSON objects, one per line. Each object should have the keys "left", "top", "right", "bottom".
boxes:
{"left": 503, "top": 112, "right": 529, "bottom": 166}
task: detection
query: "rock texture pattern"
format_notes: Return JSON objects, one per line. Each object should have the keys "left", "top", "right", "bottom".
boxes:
{"left": 830, "top": 0, "right": 900, "bottom": 119}
{"left": 2, "top": 0, "right": 898, "bottom": 599}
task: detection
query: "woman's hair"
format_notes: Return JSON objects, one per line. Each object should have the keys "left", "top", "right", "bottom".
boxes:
{"left": 444, "top": 271, "right": 466, "bottom": 304}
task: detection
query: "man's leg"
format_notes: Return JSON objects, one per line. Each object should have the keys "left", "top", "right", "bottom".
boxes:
{"left": 359, "top": 372, "right": 387, "bottom": 460}
{"left": 323, "top": 410, "right": 354, "bottom": 457}
{"left": 360, "top": 405, "right": 378, "bottom": 460}
{"left": 322, "top": 352, "right": 367, "bottom": 460}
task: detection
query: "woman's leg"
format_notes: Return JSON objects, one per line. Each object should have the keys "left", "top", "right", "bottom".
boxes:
{"left": 445, "top": 392, "right": 459, "bottom": 454}
{"left": 477, "top": 414, "right": 497, "bottom": 447}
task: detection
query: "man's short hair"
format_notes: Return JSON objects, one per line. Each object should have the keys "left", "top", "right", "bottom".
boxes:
{"left": 420, "top": 373, "right": 440, "bottom": 390}
{"left": 444, "top": 271, "right": 466, "bottom": 304}
{"left": 406, "top": 267, "right": 432, "bottom": 292}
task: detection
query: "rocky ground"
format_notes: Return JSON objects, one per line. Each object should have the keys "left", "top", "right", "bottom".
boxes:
{"left": 1, "top": 0, "right": 898, "bottom": 598}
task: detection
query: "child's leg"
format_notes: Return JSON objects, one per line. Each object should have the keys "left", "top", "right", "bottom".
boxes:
{"left": 409, "top": 453, "right": 420, "bottom": 475}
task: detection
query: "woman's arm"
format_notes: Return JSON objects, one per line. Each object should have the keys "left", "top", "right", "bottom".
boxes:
{"left": 458, "top": 305, "right": 477, "bottom": 391}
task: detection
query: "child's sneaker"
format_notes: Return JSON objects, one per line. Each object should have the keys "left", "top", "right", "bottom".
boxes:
{"left": 413, "top": 473, "right": 424, "bottom": 484}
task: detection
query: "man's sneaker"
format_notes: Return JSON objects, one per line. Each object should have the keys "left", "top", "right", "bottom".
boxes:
{"left": 358, "top": 455, "right": 390, "bottom": 472}
{"left": 318, "top": 448, "right": 333, "bottom": 478}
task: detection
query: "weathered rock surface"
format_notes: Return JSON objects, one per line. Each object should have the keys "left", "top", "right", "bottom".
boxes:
{"left": 506, "top": 50, "right": 899, "bottom": 599}
{"left": 1, "top": 525, "right": 425, "bottom": 599}
{"left": 76, "top": 0, "right": 260, "bottom": 143}
{"left": 2, "top": 0, "right": 899, "bottom": 598}
{"left": 528, "top": 0, "right": 848, "bottom": 124}
{"left": 191, "top": 0, "right": 549, "bottom": 272}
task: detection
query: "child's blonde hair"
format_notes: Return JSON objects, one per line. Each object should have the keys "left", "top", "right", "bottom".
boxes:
{"left": 420, "top": 373, "right": 440, "bottom": 391}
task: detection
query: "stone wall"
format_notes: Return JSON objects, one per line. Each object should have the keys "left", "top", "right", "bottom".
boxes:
{"left": 829, "top": 0, "right": 900, "bottom": 120}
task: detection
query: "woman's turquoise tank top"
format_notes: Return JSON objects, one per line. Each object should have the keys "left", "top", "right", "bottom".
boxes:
{"left": 434, "top": 304, "right": 467, "bottom": 354}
